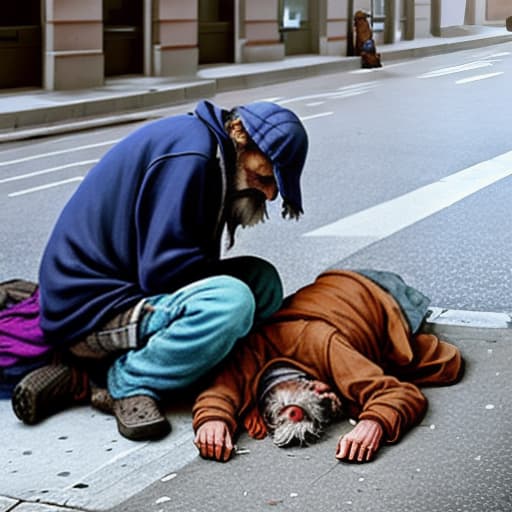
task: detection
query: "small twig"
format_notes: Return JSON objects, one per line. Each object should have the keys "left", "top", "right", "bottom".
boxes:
{"left": 309, "top": 461, "right": 340, "bottom": 486}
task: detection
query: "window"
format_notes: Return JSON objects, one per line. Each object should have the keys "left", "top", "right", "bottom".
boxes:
{"left": 280, "top": 0, "right": 309, "bottom": 29}
{"left": 372, "top": 0, "right": 385, "bottom": 31}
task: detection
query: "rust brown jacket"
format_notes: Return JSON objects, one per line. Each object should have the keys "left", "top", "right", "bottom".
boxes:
{"left": 192, "top": 270, "right": 462, "bottom": 444}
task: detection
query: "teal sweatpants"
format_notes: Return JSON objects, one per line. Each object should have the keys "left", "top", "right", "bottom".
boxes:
{"left": 107, "top": 256, "right": 282, "bottom": 399}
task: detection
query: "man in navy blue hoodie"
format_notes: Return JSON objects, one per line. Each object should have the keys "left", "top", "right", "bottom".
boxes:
{"left": 12, "top": 100, "right": 308, "bottom": 441}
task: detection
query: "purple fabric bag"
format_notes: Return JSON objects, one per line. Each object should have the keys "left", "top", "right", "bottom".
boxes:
{"left": 0, "top": 290, "right": 53, "bottom": 397}
{"left": 0, "top": 289, "right": 52, "bottom": 366}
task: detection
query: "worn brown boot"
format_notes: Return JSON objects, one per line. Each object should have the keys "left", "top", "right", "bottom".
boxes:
{"left": 12, "top": 363, "right": 90, "bottom": 424}
{"left": 113, "top": 395, "right": 170, "bottom": 441}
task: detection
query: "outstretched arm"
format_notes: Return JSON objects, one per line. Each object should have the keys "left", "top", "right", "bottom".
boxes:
{"left": 194, "top": 420, "right": 234, "bottom": 462}
{"left": 327, "top": 332, "right": 428, "bottom": 444}
{"left": 335, "top": 419, "right": 384, "bottom": 462}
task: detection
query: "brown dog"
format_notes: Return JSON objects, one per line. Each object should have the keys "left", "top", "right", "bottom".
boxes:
{"left": 354, "top": 10, "right": 382, "bottom": 68}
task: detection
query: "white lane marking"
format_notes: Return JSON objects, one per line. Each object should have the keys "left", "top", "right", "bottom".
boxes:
{"left": 260, "top": 97, "right": 284, "bottom": 102}
{"left": 300, "top": 112, "right": 333, "bottom": 121}
{"left": 8, "top": 176, "right": 83, "bottom": 197}
{"left": 418, "top": 61, "right": 493, "bottom": 78}
{"left": 306, "top": 101, "right": 326, "bottom": 107}
{"left": 337, "top": 81, "right": 378, "bottom": 90}
{"left": 485, "top": 52, "right": 510, "bottom": 58}
{"left": 330, "top": 91, "right": 368, "bottom": 100}
{"left": 456, "top": 72, "right": 504, "bottom": 84}
{"left": 305, "top": 150, "right": 512, "bottom": 238}
{"left": 2, "top": 110, "right": 332, "bottom": 193}
{"left": 0, "top": 140, "right": 119, "bottom": 166}
{"left": 472, "top": 59, "right": 502, "bottom": 64}
{"left": 0, "top": 160, "right": 98, "bottom": 184}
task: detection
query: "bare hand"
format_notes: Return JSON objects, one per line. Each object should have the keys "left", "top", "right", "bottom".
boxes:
{"left": 335, "top": 419, "right": 383, "bottom": 462}
{"left": 194, "top": 420, "right": 233, "bottom": 462}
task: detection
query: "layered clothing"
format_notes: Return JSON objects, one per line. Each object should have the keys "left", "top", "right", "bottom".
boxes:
{"left": 39, "top": 101, "right": 231, "bottom": 344}
{"left": 192, "top": 270, "right": 462, "bottom": 444}
{"left": 38, "top": 100, "right": 307, "bottom": 345}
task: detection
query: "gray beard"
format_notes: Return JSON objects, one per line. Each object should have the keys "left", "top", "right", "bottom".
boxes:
{"left": 262, "top": 382, "right": 343, "bottom": 447}
{"left": 225, "top": 188, "right": 268, "bottom": 249}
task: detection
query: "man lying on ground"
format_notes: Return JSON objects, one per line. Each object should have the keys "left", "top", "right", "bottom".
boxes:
{"left": 193, "top": 268, "right": 464, "bottom": 463}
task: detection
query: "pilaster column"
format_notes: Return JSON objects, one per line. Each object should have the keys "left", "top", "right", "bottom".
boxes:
{"left": 152, "top": 0, "right": 198, "bottom": 76}
{"left": 241, "top": 0, "right": 284, "bottom": 62}
{"left": 415, "top": 0, "right": 431, "bottom": 37}
{"left": 325, "top": 0, "right": 349, "bottom": 56}
{"left": 44, "top": 0, "right": 103, "bottom": 90}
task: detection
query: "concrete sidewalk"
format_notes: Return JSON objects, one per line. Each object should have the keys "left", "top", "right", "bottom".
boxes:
{"left": 0, "top": 25, "right": 511, "bottom": 141}
{"left": 1, "top": 309, "right": 511, "bottom": 512}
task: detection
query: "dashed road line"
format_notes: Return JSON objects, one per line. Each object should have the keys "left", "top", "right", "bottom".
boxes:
{"left": 301, "top": 112, "right": 333, "bottom": 121}
{"left": 0, "top": 160, "right": 98, "bottom": 184}
{"left": 418, "top": 60, "right": 494, "bottom": 78}
{"left": 0, "top": 140, "right": 119, "bottom": 166}
{"left": 455, "top": 71, "right": 504, "bottom": 84}
{"left": 8, "top": 176, "right": 84, "bottom": 197}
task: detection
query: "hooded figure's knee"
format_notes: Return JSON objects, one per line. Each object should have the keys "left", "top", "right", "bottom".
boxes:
{"left": 205, "top": 275, "right": 256, "bottom": 336}
{"left": 211, "top": 256, "right": 283, "bottom": 321}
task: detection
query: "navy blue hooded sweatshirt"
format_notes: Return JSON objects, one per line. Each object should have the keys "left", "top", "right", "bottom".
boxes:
{"left": 38, "top": 100, "right": 308, "bottom": 344}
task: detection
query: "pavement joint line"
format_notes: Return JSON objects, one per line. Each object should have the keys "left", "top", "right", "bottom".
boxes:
{"left": 0, "top": 496, "right": 87, "bottom": 511}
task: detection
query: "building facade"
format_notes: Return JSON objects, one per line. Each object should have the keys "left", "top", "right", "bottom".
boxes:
{"left": 0, "top": 0, "right": 510, "bottom": 91}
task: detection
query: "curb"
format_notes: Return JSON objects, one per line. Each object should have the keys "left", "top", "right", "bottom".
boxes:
{"left": 379, "top": 32, "right": 512, "bottom": 61}
{"left": 208, "top": 57, "right": 361, "bottom": 93}
{"left": 0, "top": 80, "right": 216, "bottom": 139}
{"left": 423, "top": 307, "right": 512, "bottom": 341}
{"left": 0, "top": 112, "right": 161, "bottom": 143}
{"left": 427, "top": 307, "right": 512, "bottom": 329}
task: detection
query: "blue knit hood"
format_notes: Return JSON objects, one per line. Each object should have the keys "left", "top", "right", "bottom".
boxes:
{"left": 195, "top": 100, "right": 308, "bottom": 215}
{"left": 236, "top": 101, "right": 308, "bottom": 216}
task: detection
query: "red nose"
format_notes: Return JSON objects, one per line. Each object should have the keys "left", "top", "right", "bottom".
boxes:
{"left": 282, "top": 405, "right": 304, "bottom": 423}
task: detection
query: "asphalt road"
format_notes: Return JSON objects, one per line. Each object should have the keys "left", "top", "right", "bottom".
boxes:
{"left": 1, "top": 42, "right": 511, "bottom": 314}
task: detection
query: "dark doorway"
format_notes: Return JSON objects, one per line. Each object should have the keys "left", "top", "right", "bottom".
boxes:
{"left": 103, "top": 0, "right": 143, "bottom": 76}
{"left": 0, "top": 0, "right": 42, "bottom": 88}
{"left": 198, "top": 0, "right": 234, "bottom": 64}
